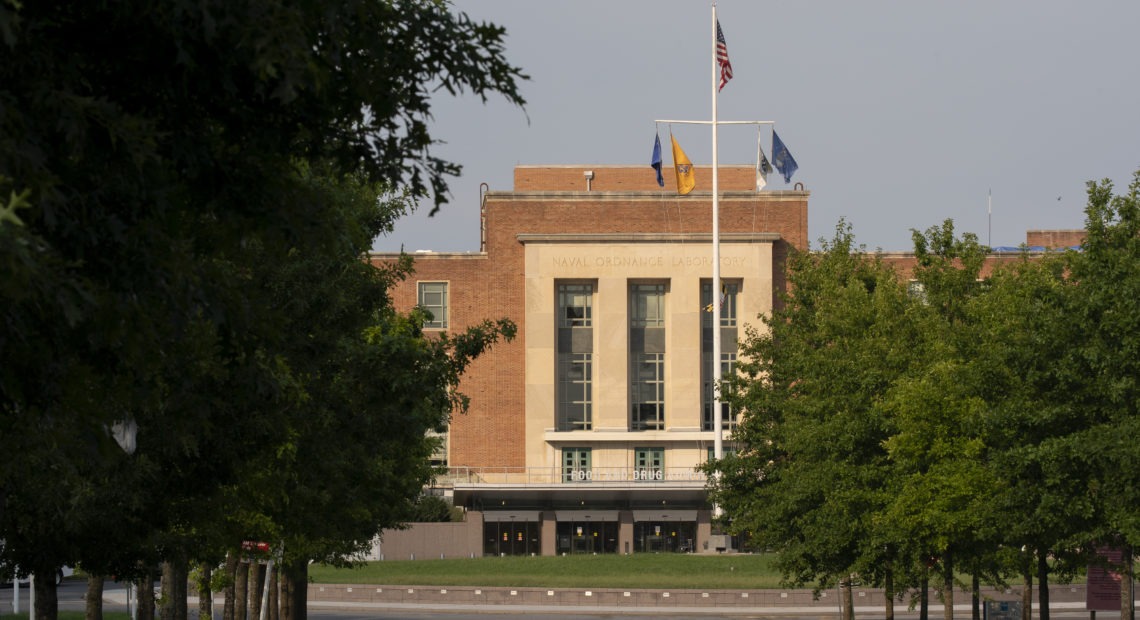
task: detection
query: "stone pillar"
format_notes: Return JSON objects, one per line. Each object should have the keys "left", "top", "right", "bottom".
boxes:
{"left": 619, "top": 510, "right": 634, "bottom": 555}
{"left": 697, "top": 509, "right": 713, "bottom": 552}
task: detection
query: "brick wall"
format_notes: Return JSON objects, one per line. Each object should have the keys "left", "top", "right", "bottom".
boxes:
{"left": 880, "top": 252, "right": 1047, "bottom": 281}
{"left": 1027, "top": 229, "right": 1085, "bottom": 248}
{"left": 371, "top": 253, "right": 525, "bottom": 470}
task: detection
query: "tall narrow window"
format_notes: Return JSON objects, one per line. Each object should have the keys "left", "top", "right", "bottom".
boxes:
{"left": 702, "top": 281, "right": 739, "bottom": 431}
{"left": 629, "top": 283, "right": 666, "bottom": 431}
{"left": 562, "top": 447, "right": 592, "bottom": 482}
{"left": 557, "top": 283, "right": 594, "bottom": 430}
{"left": 418, "top": 282, "right": 449, "bottom": 329}
{"left": 634, "top": 447, "right": 664, "bottom": 482}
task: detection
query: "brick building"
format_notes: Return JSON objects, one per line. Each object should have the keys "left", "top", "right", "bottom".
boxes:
{"left": 370, "top": 164, "right": 1082, "bottom": 558}
{"left": 371, "top": 164, "right": 806, "bottom": 556}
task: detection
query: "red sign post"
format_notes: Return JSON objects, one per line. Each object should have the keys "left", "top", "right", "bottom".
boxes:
{"left": 1087, "top": 546, "right": 1124, "bottom": 612}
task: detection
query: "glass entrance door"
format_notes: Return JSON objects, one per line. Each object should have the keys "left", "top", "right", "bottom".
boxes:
{"left": 555, "top": 520, "right": 619, "bottom": 554}
{"left": 633, "top": 520, "right": 696, "bottom": 553}
{"left": 483, "top": 521, "right": 540, "bottom": 556}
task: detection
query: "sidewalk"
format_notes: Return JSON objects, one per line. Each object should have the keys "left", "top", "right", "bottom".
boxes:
{"left": 97, "top": 583, "right": 1125, "bottom": 618}
{"left": 304, "top": 582, "right": 1106, "bottom": 617}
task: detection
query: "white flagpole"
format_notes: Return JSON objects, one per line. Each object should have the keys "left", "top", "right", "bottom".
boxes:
{"left": 710, "top": 3, "right": 724, "bottom": 466}
{"left": 654, "top": 7, "right": 773, "bottom": 492}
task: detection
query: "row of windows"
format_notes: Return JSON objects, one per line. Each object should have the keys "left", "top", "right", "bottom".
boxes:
{"left": 557, "top": 282, "right": 739, "bottom": 328}
{"left": 560, "top": 446, "right": 736, "bottom": 483}
{"left": 557, "top": 281, "right": 739, "bottom": 432}
{"left": 417, "top": 280, "right": 739, "bottom": 332}
{"left": 562, "top": 447, "right": 664, "bottom": 482}
{"left": 417, "top": 279, "right": 741, "bottom": 433}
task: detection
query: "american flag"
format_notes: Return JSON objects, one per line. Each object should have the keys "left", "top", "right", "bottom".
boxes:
{"left": 716, "top": 20, "right": 733, "bottom": 91}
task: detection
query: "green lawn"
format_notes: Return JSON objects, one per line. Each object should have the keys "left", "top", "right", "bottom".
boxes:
{"left": 310, "top": 553, "right": 786, "bottom": 590}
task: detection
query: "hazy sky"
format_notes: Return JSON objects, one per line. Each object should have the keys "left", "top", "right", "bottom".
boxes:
{"left": 373, "top": 0, "right": 1140, "bottom": 253}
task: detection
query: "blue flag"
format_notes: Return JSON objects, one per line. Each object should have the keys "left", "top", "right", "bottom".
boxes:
{"left": 651, "top": 133, "right": 665, "bottom": 187}
{"left": 772, "top": 131, "right": 799, "bottom": 183}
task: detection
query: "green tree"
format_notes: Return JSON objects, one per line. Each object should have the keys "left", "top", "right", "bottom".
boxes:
{"left": 409, "top": 495, "right": 459, "bottom": 523}
{"left": 879, "top": 221, "right": 997, "bottom": 620}
{"left": 708, "top": 221, "right": 919, "bottom": 620}
{"left": 184, "top": 165, "right": 513, "bottom": 620}
{"left": 0, "top": 2, "right": 525, "bottom": 618}
{"left": 1055, "top": 171, "right": 1140, "bottom": 614}
{"left": 880, "top": 354, "right": 1005, "bottom": 620}
{"left": 1067, "top": 171, "right": 1140, "bottom": 546}
{"left": 710, "top": 175, "right": 1140, "bottom": 620}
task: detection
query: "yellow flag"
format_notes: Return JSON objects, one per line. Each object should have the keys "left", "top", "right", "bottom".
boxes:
{"left": 670, "top": 134, "right": 696, "bottom": 195}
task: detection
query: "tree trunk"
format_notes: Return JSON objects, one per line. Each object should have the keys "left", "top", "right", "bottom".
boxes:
{"left": 86, "top": 575, "right": 105, "bottom": 620}
{"left": 267, "top": 565, "right": 278, "bottom": 620}
{"left": 160, "top": 563, "right": 170, "bottom": 620}
{"left": 160, "top": 558, "right": 189, "bottom": 620}
{"left": 1021, "top": 560, "right": 1032, "bottom": 620}
{"left": 136, "top": 566, "right": 156, "bottom": 620}
{"left": 197, "top": 562, "right": 213, "bottom": 620}
{"left": 920, "top": 568, "right": 930, "bottom": 620}
{"left": 281, "top": 560, "right": 308, "bottom": 620}
{"left": 246, "top": 565, "right": 261, "bottom": 620}
{"left": 1127, "top": 549, "right": 1136, "bottom": 620}
{"left": 942, "top": 549, "right": 954, "bottom": 620}
{"left": 971, "top": 574, "right": 980, "bottom": 620}
{"left": 33, "top": 569, "right": 59, "bottom": 620}
{"left": 885, "top": 566, "right": 895, "bottom": 620}
{"left": 1037, "top": 551, "right": 1050, "bottom": 620}
{"left": 841, "top": 576, "right": 855, "bottom": 620}
{"left": 233, "top": 561, "right": 248, "bottom": 620}
{"left": 279, "top": 570, "right": 291, "bottom": 620}
{"left": 222, "top": 554, "right": 237, "bottom": 620}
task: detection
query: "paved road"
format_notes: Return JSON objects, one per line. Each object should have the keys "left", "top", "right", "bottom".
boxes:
{"left": 2, "top": 579, "right": 121, "bottom": 615}
{"left": 290, "top": 600, "right": 1122, "bottom": 620}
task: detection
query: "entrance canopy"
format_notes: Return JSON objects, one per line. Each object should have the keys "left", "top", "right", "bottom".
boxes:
{"left": 455, "top": 481, "right": 708, "bottom": 512}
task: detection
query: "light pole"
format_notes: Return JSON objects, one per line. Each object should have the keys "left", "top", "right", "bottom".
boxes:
{"left": 111, "top": 418, "right": 138, "bottom": 620}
